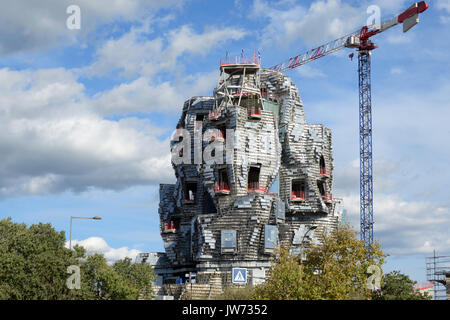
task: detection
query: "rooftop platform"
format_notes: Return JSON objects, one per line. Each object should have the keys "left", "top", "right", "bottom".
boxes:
{"left": 220, "top": 55, "right": 260, "bottom": 73}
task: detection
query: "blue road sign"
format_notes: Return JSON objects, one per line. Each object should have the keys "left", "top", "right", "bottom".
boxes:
{"left": 232, "top": 268, "right": 247, "bottom": 284}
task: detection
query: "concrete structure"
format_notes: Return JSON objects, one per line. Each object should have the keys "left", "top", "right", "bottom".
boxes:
{"left": 136, "top": 55, "right": 342, "bottom": 298}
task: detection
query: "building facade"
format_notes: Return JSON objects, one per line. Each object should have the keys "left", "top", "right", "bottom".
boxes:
{"left": 137, "top": 55, "right": 342, "bottom": 296}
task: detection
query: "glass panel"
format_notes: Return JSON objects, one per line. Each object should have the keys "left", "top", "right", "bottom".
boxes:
{"left": 264, "top": 225, "right": 278, "bottom": 249}
{"left": 221, "top": 230, "right": 236, "bottom": 248}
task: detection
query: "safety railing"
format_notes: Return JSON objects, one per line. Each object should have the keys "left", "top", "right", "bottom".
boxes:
{"left": 322, "top": 193, "right": 333, "bottom": 202}
{"left": 220, "top": 55, "right": 260, "bottom": 66}
{"left": 214, "top": 182, "right": 230, "bottom": 194}
{"left": 261, "top": 91, "right": 279, "bottom": 101}
{"left": 248, "top": 182, "right": 267, "bottom": 193}
{"left": 163, "top": 221, "right": 176, "bottom": 233}
{"left": 248, "top": 107, "right": 262, "bottom": 119}
{"left": 291, "top": 190, "right": 305, "bottom": 201}
{"left": 210, "top": 130, "right": 225, "bottom": 142}
{"left": 320, "top": 167, "right": 330, "bottom": 177}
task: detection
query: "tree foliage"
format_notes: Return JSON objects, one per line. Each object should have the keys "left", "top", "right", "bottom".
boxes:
{"left": 0, "top": 218, "right": 155, "bottom": 300}
{"left": 253, "top": 223, "right": 387, "bottom": 300}
{"left": 215, "top": 285, "right": 257, "bottom": 300}
{"left": 301, "top": 223, "right": 386, "bottom": 300}
{"left": 253, "top": 247, "right": 305, "bottom": 299}
{"left": 372, "top": 270, "right": 431, "bottom": 300}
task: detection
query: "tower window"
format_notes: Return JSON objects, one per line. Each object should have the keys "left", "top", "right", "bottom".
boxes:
{"left": 215, "top": 168, "right": 230, "bottom": 194}
{"left": 320, "top": 156, "right": 329, "bottom": 176}
{"left": 317, "top": 181, "right": 325, "bottom": 196}
{"left": 292, "top": 180, "right": 305, "bottom": 201}
{"left": 185, "top": 182, "right": 197, "bottom": 202}
{"left": 248, "top": 166, "right": 263, "bottom": 192}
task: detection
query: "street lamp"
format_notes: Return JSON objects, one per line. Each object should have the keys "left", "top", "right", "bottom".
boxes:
{"left": 69, "top": 216, "right": 102, "bottom": 250}
{"left": 299, "top": 225, "right": 317, "bottom": 265}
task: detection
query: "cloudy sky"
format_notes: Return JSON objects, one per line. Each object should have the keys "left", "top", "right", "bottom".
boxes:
{"left": 0, "top": 0, "right": 448, "bottom": 279}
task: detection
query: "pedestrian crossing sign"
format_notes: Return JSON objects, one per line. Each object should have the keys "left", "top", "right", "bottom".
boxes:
{"left": 232, "top": 268, "right": 247, "bottom": 284}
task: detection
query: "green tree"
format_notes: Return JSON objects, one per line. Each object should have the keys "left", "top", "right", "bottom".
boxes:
{"left": 0, "top": 218, "right": 155, "bottom": 300}
{"left": 113, "top": 257, "right": 156, "bottom": 299}
{"left": 0, "top": 218, "right": 76, "bottom": 299}
{"left": 253, "top": 223, "right": 387, "bottom": 300}
{"left": 301, "top": 223, "right": 386, "bottom": 300}
{"left": 372, "top": 270, "right": 431, "bottom": 300}
{"left": 215, "top": 285, "right": 256, "bottom": 300}
{"left": 254, "top": 247, "right": 305, "bottom": 300}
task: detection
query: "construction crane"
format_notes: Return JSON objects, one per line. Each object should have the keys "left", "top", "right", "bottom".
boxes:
{"left": 270, "top": 1, "right": 429, "bottom": 248}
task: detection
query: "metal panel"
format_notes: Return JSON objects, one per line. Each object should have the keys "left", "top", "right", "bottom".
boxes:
{"left": 221, "top": 230, "right": 236, "bottom": 249}
{"left": 264, "top": 225, "right": 278, "bottom": 249}
{"left": 275, "top": 200, "right": 285, "bottom": 221}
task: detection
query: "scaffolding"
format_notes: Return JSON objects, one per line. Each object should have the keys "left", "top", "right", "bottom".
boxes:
{"left": 426, "top": 250, "right": 450, "bottom": 300}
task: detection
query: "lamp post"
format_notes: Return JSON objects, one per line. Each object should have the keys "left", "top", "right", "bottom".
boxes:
{"left": 299, "top": 225, "right": 317, "bottom": 265}
{"left": 69, "top": 216, "right": 102, "bottom": 250}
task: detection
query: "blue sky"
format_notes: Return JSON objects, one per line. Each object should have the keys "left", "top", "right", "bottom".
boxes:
{"left": 0, "top": 0, "right": 449, "bottom": 282}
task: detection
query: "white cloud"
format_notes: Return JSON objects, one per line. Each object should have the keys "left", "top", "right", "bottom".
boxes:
{"left": 0, "top": 5, "right": 248, "bottom": 198}
{"left": 84, "top": 23, "right": 247, "bottom": 78}
{"left": 92, "top": 71, "right": 218, "bottom": 115}
{"left": 67, "top": 237, "right": 141, "bottom": 263}
{"left": 330, "top": 77, "right": 450, "bottom": 256}
{"left": 438, "top": 0, "right": 450, "bottom": 24}
{"left": 0, "top": 67, "right": 174, "bottom": 198}
{"left": 296, "top": 64, "right": 326, "bottom": 78}
{"left": 253, "top": 0, "right": 363, "bottom": 47}
{"left": 390, "top": 67, "right": 404, "bottom": 75}
{"left": 386, "top": 33, "right": 414, "bottom": 44}
{"left": 0, "top": 0, "right": 185, "bottom": 55}
{"left": 437, "top": 0, "right": 450, "bottom": 12}
{"left": 163, "top": 25, "right": 248, "bottom": 70}
{"left": 342, "top": 192, "right": 450, "bottom": 255}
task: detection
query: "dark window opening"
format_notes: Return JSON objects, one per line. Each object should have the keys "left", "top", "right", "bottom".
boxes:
{"left": 215, "top": 168, "right": 230, "bottom": 192}
{"left": 317, "top": 181, "right": 325, "bottom": 196}
{"left": 320, "top": 156, "right": 328, "bottom": 176}
{"left": 196, "top": 114, "right": 205, "bottom": 122}
{"left": 317, "top": 181, "right": 332, "bottom": 202}
{"left": 248, "top": 166, "right": 264, "bottom": 192}
{"left": 247, "top": 95, "right": 262, "bottom": 118}
{"left": 292, "top": 180, "right": 305, "bottom": 200}
{"left": 203, "top": 191, "right": 217, "bottom": 213}
{"left": 185, "top": 182, "right": 197, "bottom": 202}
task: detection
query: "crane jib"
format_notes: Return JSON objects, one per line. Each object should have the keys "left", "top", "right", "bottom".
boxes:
{"left": 398, "top": 1, "right": 428, "bottom": 23}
